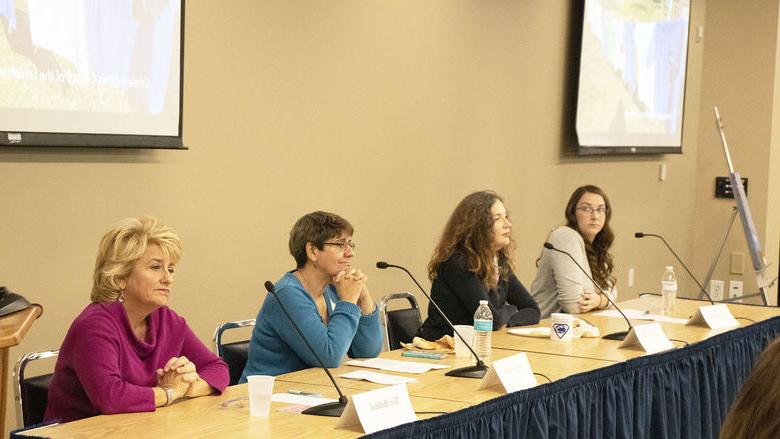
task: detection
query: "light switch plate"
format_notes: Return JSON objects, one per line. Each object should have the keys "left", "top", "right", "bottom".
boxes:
{"left": 730, "top": 252, "right": 744, "bottom": 274}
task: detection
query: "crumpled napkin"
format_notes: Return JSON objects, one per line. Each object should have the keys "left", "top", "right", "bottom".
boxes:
{"left": 508, "top": 318, "right": 600, "bottom": 338}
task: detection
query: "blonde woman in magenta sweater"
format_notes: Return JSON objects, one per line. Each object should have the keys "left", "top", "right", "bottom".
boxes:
{"left": 45, "top": 217, "right": 228, "bottom": 423}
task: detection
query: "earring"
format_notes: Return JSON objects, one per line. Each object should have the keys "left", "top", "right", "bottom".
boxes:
{"left": 118, "top": 290, "right": 125, "bottom": 303}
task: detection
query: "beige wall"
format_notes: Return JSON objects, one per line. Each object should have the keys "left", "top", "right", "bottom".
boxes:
{"left": 692, "top": 0, "right": 780, "bottom": 306}
{"left": 1, "top": 0, "right": 776, "bottom": 432}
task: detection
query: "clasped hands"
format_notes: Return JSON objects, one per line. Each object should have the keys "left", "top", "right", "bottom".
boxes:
{"left": 157, "top": 356, "right": 200, "bottom": 402}
{"left": 577, "top": 290, "right": 606, "bottom": 313}
{"left": 332, "top": 268, "right": 368, "bottom": 303}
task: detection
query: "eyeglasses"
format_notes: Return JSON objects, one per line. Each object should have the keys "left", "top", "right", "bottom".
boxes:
{"left": 576, "top": 206, "right": 608, "bottom": 215}
{"left": 323, "top": 241, "right": 356, "bottom": 252}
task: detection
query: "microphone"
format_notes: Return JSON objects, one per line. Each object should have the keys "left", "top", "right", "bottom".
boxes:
{"left": 634, "top": 232, "right": 716, "bottom": 305}
{"left": 542, "top": 243, "right": 633, "bottom": 340}
{"left": 264, "top": 281, "right": 348, "bottom": 417}
{"left": 376, "top": 261, "right": 488, "bottom": 378}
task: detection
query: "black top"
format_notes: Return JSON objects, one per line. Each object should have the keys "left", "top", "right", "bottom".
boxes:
{"left": 416, "top": 250, "right": 541, "bottom": 341}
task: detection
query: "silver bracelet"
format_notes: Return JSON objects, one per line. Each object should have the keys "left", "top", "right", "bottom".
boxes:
{"left": 162, "top": 385, "right": 176, "bottom": 406}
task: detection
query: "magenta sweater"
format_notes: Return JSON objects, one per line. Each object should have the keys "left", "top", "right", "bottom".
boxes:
{"left": 44, "top": 301, "right": 229, "bottom": 423}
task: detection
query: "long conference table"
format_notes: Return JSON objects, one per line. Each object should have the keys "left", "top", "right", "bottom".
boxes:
{"left": 17, "top": 296, "right": 780, "bottom": 438}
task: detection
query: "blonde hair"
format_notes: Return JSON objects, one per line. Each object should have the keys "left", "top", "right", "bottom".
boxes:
{"left": 91, "top": 216, "right": 181, "bottom": 303}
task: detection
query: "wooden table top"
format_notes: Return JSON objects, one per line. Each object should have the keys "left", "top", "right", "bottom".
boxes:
{"left": 19, "top": 380, "right": 469, "bottom": 438}
{"left": 277, "top": 348, "right": 615, "bottom": 405}
{"left": 492, "top": 296, "right": 780, "bottom": 362}
{"left": 18, "top": 296, "right": 777, "bottom": 438}
{"left": 20, "top": 345, "right": 613, "bottom": 438}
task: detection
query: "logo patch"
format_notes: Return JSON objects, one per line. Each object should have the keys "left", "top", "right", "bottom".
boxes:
{"left": 552, "top": 322, "right": 571, "bottom": 339}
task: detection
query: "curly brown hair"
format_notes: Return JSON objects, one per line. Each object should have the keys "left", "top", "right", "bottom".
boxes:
{"left": 564, "top": 185, "right": 615, "bottom": 290}
{"left": 428, "top": 191, "right": 515, "bottom": 290}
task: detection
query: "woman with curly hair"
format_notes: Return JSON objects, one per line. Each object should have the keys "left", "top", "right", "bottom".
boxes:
{"left": 416, "top": 191, "right": 540, "bottom": 341}
{"left": 531, "top": 185, "right": 617, "bottom": 318}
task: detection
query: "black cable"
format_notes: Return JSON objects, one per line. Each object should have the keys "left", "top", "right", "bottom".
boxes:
{"left": 533, "top": 372, "right": 552, "bottom": 383}
{"left": 735, "top": 316, "right": 756, "bottom": 323}
{"left": 669, "top": 338, "right": 689, "bottom": 347}
{"left": 415, "top": 411, "right": 449, "bottom": 415}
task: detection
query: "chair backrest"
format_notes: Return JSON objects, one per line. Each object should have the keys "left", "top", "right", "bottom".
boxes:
{"left": 213, "top": 319, "right": 255, "bottom": 385}
{"left": 378, "top": 292, "right": 422, "bottom": 351}
{"left": 14, "top": 349, "right": 59, "bottom": 428}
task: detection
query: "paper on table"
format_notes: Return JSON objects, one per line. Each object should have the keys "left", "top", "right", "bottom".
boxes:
{"left": 650, "top": 314, "right": 690, "bottom": 325}
{"left": 340, "top": 370, "right": 417, "bottom": 385}
{"left": 594, "top": 308, "right": 688, "bottom": 325}
{"left": 271, "top": 393, "right": 337, "bottom": 406}
{"left": 507, "top": 327, "right": 551, "bottom": 338}
{"left": 346, "top": 358, "right": 449, "bottom": 374}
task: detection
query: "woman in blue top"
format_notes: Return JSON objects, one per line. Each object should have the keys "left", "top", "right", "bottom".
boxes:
{"left": 240, "top": 211, "right": 382, "bottom": 379}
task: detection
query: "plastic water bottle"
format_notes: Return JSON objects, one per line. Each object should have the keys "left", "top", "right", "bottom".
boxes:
{"left": 661, "top": 266, "right": 678, "bottom": 315}
{"left": 473, "top": 300, "right": 493, "bottom": 364}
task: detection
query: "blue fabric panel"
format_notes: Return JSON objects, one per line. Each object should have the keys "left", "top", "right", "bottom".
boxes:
{"left": 364, "top": 316, "right": 780, "bottom": 439}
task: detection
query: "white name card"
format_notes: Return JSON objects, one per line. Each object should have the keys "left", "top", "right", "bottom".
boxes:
{"left": 336, "top": 384, "right": 417, "bottom": 434}
{"left": 619, "top": 322, "right": 674, "bottom": 354}
{"left": 685, "top": 304, "right": 739, "bottom": 329}
{"left": 477, "top": 352, "right": 537, "bottom": 393}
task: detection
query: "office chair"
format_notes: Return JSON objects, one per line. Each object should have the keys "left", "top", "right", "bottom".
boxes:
{"left": 14, "top": 349, "right": 59, "bottom": 427}
{"left": 378, "top": 292, "right": 422, "bottom": 351}
{"left": 213, "top": 319, "right": 255, "bottom": 385}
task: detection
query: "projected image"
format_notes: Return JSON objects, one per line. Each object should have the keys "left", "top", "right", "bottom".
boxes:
{"left": 0, "top": 0, "right": 181, "bottom": 136}
{"left": 576, "top": 0, "right": 690, "bottom": 148}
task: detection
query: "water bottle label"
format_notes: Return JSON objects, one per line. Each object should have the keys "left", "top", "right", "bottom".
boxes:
{"left": 662, "top": 281, "right": 677, "bottom": 292}
{"left": 474, "top": 319, "right": 492, "bottom": 332}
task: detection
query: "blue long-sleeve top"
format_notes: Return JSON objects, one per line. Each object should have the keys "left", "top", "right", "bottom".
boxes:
{"left": 239, "top": 271, "right": 382, "bottom": 380}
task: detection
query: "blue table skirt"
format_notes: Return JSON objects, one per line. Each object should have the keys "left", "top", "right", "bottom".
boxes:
{"left": 366, "top": 316, "right": 780, "bottom": 439}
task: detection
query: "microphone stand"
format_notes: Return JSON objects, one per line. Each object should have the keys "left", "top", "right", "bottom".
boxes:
{"left": 634, "top": 233, "right": 743, "bottom": 328}
{"left": 376, "top": 262, "right": 488, "bottom": 378}
{"left": 698, "top": 207, "right": 739, "bottom": 301}
{"left": 634, "top": 232, "right": 715, "bottom": 304}
{"left": 543, "top": 243, "right": 632, "bottom": 340}
{"left": 264, "top": 281, "right": 348, "bottom": 417}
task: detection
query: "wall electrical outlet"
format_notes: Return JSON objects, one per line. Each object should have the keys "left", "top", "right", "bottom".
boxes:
{"left": 715, "top": 176, "right": 748, "bottom": 198}
{"left": 627, "top": 268, "right": 635, "bottom": 288}
{"left": 709, "top": 280, "right": 724, "bottom": 301}
{"left": 729, "top": 280, "right": 744, "bottom": 303}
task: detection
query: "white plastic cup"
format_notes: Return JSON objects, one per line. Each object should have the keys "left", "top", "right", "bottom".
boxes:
{"left": 550, "top": 313, "right": 575, "bottom": 342}
{"left": 247, "top": 375, "right": 275, "bottom": 417}
{"left": 453, "top": 325, "right": 475, "bottom": 357}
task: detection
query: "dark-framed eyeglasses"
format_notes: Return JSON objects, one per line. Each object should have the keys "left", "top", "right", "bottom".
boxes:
{"left": 323, "top": 241, "right": 356, "bottom": 252}
{"left": 576, "top": 206, "right": 608, "bottom": 215}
